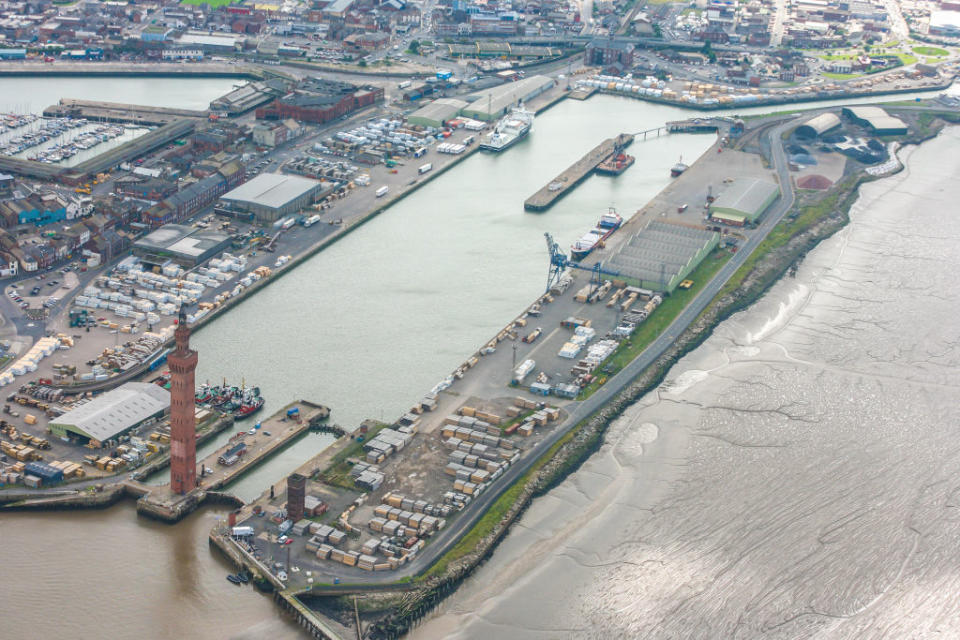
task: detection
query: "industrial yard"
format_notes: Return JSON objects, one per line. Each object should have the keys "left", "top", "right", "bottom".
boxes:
{"left": 217, "top": 118, "right": 803, "bottom": 584}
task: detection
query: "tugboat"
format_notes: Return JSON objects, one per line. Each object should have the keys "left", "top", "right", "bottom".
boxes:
{"left": 233, "top": 387, "right": 265, "bottom": 420}
{"left": 670, "top": 156, "right": 689, "bottom": 177}
{"left": 195, "top": 383, "right": 214, "bottom": 404}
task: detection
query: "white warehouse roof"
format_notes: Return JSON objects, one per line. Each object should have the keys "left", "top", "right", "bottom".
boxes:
{"left": 221, "top": 173, "right": 322, "bottom": 210}
{"left": 463, "top": 75, "right": 555, "bottom": 119}
{"left": 843, "top": 106, "right": 907, "bottom": 132}
{"left": 49, "top": 382, "right": 170, "bottom": 443}
{"left": 797, "top": 112, "right": 841, "bottom": 136}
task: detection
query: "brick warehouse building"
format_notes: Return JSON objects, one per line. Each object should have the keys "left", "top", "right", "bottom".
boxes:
{"left": 256, "top": 79, "right": 383, "bottom": 124}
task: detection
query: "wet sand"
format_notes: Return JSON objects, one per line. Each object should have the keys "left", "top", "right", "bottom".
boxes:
{"left": 413, "top": 128, "right": 960, "bottom": 639}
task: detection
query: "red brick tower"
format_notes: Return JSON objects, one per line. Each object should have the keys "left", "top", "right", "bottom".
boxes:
{"left": 168, "top": 307, "right": 198, "bottom": 495}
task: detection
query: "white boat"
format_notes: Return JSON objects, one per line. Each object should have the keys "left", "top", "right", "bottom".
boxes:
{"left": 480, "top": 107, "right": 533, "bottom": 152}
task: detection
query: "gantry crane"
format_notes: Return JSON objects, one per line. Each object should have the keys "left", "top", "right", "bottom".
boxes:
{"left": 544, "top": 232, "right": 620, "bottom": 295}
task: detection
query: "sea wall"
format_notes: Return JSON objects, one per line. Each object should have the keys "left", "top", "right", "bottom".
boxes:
{"left": 360, "top": 121, "right": 955, "bottom": 639}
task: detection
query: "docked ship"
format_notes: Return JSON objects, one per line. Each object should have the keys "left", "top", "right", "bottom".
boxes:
{"left": 570, "top": 209, "right": 624, "bottom": 261}
{"left": 596, "top": 151, "right": 635, "bottom": 176}
{"left": 233, "top": 387, "right": 264, "bottom": 420}
{"left": 197, "top": 381, "right": 265, "bottom": 419}
{"left": 670, "top": 156, "right": 689, "bottom": 177}
{"left": 479, "top": 106, "right": 533, "bottom": 152}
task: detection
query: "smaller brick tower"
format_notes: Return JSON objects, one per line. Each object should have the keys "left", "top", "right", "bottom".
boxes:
{"left": 286, "top": 473, "right": 306, "bottom": 522}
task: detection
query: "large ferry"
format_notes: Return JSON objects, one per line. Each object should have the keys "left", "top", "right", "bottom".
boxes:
{"left": 479, "top": 107, "right": 533, "bottom": 152}
{"left": 570, "top": 209, "right": 624, "bottom": 261}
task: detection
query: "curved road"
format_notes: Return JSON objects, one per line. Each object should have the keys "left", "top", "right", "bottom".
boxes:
{"left": 276, "top": 114, "right": 800, "bottom": 587}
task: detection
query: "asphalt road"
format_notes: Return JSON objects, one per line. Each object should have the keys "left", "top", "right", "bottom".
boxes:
{"left": 284, "top": 116, "right": 800, "bottom": 586}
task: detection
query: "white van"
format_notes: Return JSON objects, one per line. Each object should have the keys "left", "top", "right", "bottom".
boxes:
{"left": 376, "top": 186, "right": 389, "bottom": 197}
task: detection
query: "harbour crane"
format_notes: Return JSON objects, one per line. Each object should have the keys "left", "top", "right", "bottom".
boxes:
{"left": 544, "top": 232, "right": 621, "bottom": 295}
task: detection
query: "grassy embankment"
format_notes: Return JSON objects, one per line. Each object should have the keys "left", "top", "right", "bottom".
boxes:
{"left": 578, "top": 247, "right": 732, "bottom": 398}
{"left": 420, "top": 420, "right": 580, "bottom": 579}
{"left": 418, "top": 173, "right": 872, "bottom": 585}
{"left": 418, "top": 248, "right": 732, "bottom": 579}
{"left": 319, "top": 423, "right": 388, "bottom": 489}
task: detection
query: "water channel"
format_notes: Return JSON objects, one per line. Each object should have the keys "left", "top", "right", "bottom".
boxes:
{"left": 413, "top": 125, "right": 960, "bottom": 640}
{"left": 0, "top": 75, "right": 955, "bottom": 638}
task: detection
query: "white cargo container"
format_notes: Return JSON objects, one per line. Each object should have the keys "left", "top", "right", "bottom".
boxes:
{"left": 512, "top": 359, "right": 535, "bottom": 385}
{"left": 418, "top": 163, "right": 432, "bottom": 174}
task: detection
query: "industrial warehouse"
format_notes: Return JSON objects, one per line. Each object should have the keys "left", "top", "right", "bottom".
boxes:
{"left": 461, "top": 75, "right": 556, "bottom": 121}
{"left": 219, "top": 173, "right": 327, "bottom": 223}
{"left": 133, "top": 224, "right": 233, "bottom": 268}
{"left": 47, "top": 382, "right": 170, "bottom": 446}
{"left": 605, "top": 221, "right": 720, "bottom": 292}
{"left": 841, "top": 106, "right": 908, "bottom": 135}
{"left": 407, "top": 98, "right": 470, "bottom": 129}
{"left": 796, "top": 112, "right": 842, "bottom": 139}
{"left": 708, "top": 178, "right": 781, "bottom": 226}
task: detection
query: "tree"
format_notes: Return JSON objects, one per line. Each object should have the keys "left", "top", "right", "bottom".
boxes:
{"left": 700, "top": 40, "right": 716, "bottom": 63}
{"left": 358, "top": 59, "right": 367, "bottom": 67}
{"left": 409, "top": 39, "right": 420, "bottom": 54}
{"left": 652, "top": 24, "right": 662, "bottom": 38}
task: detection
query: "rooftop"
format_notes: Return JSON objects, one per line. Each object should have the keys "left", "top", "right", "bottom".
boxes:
{"left": 710, "top": 178, "right": 780, "bottom": 217}
{"left": 463, "top": 75, "right": 555, "bottom": 117}
{"left": 221, "top": 173, "right": 321, "bottom": 209}
{"left": 606, "top": 221, "right": 718, "bottom": 286}
{"left": 134, "top": 223, "right": 231, "bottom": 257}
{"left": 50, "top": 382, "right": 170, "bottom": 442}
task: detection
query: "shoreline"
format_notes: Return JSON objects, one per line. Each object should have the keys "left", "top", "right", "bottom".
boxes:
{"left": 350, "top": 120, "right": 956, "bottom": 638}
{"left": 0, "top": 65, "right": 951, "bottom": 113}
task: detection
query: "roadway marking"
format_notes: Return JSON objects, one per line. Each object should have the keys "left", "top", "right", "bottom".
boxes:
{"left": 523, "top": 327, "right": 563, "bottom": 361}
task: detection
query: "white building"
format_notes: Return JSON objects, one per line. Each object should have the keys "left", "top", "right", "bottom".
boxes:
{"left": 162, "top": 48, "right": 204, "bottom": 61}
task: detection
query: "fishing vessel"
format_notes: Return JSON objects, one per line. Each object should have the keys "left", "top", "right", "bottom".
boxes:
{"left": 479, "top": 106, "right": 533, "bottom": 152}
{"left": 570, "top": 209, "right": 623, "bottom": 261}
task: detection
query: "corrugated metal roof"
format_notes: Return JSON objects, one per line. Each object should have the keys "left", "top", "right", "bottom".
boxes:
{"left": 463, "top": 75, "right": 555, "bottom": 117}
{"left": 711, "top": 178, "right": 780, "bottom": 217}
{"left": 50, "top": 382, "right": 170, "bottom": 442}
{"left": 221, "top": 173, "right": 321, "bottom": 210}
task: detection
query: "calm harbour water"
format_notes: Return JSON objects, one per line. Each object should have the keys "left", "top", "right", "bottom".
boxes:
{"left": 413, "top": 128, "right": 960, "bottom": 639}
{"left": 0, "top": 75, "right": 955, "bottom": 639}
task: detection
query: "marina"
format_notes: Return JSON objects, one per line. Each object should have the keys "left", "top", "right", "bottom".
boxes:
{"left": 524, "top": 133, "right": 634, "bottom": 211}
